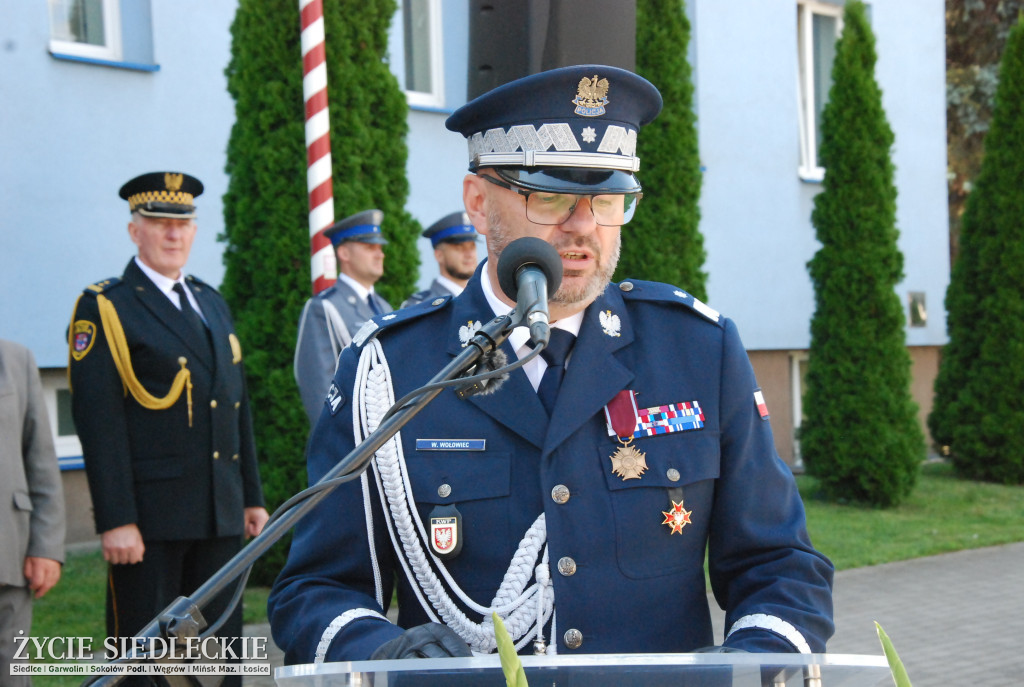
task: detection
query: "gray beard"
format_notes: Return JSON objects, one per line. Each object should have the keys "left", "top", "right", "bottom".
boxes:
{"left": 486, "top": 207, "right": 620, "bottom": 307}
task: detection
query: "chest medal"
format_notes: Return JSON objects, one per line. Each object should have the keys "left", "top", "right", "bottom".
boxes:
{"left": 604, "top": 390, "right": 648, "bottom": 481}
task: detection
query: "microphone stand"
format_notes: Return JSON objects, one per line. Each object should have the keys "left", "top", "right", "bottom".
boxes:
{"left": 85, "top": 311, "right": 522, "bottom": 686}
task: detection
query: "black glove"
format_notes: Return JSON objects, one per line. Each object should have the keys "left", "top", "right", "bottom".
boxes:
{"left": 694, "top": 645, "right": 749, "bottom": 653}
{"left": 370, "top": 623, "right": 473, "bottom": 660}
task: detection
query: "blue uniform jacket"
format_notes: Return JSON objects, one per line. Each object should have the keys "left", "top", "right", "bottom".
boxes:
{"left": 269, "top": 271, "right": 834, "bottom": 663}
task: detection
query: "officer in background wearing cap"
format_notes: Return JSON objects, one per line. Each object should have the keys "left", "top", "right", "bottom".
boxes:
{"left": 67, "top": 172, "right": 268, "bottom": 683}
{"left": 271, "top": 66, "right": 834, "bottom": 662}
{"left": 401, "top": 211, "right": 480, "bottom": 309}
{"left": 294, "top": 209, "right": 393, "bottom": 425}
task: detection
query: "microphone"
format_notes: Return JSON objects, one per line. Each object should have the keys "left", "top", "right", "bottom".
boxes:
{"left": 496, "top": 237, "right": 563, "bottom": 346}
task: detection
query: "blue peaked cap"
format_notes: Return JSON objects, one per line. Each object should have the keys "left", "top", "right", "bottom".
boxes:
{"left": 423, "top": 211, "right": 478, "bottom": 247}
{"left": 324, "top": 209, "right": 388, "bottom": 246}
{"left": 445, "top": 64, "right": 662, "bottom": 194}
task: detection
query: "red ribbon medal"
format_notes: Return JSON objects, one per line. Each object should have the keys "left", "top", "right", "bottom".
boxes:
{"left": 604, "top": 390, "right": 648, "bottom": 480}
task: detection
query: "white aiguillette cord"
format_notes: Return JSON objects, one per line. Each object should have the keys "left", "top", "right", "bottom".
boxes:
{"left": 352, "top": 338, "right": 556, "bottom": 654}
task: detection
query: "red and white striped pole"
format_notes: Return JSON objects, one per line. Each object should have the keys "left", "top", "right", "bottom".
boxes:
{"left": 300, "top": 0, "right": 335, "bottom": 295}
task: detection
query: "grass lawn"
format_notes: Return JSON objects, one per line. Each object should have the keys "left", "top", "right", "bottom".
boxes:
{"left": 25, "top": 461, "right": 1023, "bottom": 684}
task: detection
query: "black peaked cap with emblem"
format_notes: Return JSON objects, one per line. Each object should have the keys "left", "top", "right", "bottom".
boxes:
{"left": 119, "top": 172, "right": 204, "bottom": 218}
{"left": 445, "top": 64, "right": 663, "bottom": 194}
{"left": 324, "top": 209, "right": 388, "bottom": 246}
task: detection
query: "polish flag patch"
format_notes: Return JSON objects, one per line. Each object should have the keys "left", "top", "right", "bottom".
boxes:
{"left": 754, "top": 389, "right": 769, "bottom": 419}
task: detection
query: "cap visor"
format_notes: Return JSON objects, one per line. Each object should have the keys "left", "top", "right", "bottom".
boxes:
{"left": 495, "top": 167, "right": 641, "bottom": 194}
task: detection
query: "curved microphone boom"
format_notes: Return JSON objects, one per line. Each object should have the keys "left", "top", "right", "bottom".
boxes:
{"left": 496, "top": 237, "right": 563, "bottom": 346}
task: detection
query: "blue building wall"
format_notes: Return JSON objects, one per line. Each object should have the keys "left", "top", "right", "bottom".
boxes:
{"left": 693, "top": 0, "right": 948, "bottom": 351}
{"left": 2, "top": 0, "right": 949, "bottom": 364}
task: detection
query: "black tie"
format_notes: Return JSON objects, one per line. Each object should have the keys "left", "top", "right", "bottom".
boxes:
{"left": 367, "top": 293, "right": 382, "bottom": 316}
{"left": 536, "top": 329, "right": 576, "bottom": 415}
{"left": 173, "top": 283, "right": 209, "bottom": 341}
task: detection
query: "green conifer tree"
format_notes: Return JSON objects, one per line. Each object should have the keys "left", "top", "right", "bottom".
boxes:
{"left": 221, "top": 0, "right": 418, "bottom": 581}
{"left": 620, "top": 0, "right": 706, "bottom": 301}
{"left": 800, "top": 1, "right": 924, "bottom": 507}
{"left": 930, "top": 15, "right": 1024, "bottom": 484}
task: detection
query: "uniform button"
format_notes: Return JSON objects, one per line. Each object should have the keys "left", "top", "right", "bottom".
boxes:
{"left": 438, "top": 484, "right": 452, "bottom": 498}
{"left": 619, "top": 282, "right": 634, "bottom": 292}
{"left": 551, "top": 485, "right": 570, "bottom": 504}
{"left": 557, "top": 557, "right": 577, "bottom": 576}
{"left": 431, "top": 298, "right": 445, "bottom": 306}
{"left": 235, "top": 402, "right": 241, "bottom": 409}
{"left": 666, "top": 468, "right": 681, "bottom": 482}
{"left": 563, "top": 629, "right": 583, "bottom": 649}
{"left": 178, "top": 356, "right": 188, "bottom": 366}
{"left": 232, "top": 454, "right": 239, "bottom": 461}
{"left": 210, "top": 400, "right": 218, "bottom": 408}
{"left": 213, "top": 451, "right": 220, "bottom": 459}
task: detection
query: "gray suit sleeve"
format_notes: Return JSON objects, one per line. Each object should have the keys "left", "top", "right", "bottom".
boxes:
{"left": 295, "top": 298, "right": 340, "bottom": 425}
{"left": 18, "top": 345, "right": 66, "bottom": 563}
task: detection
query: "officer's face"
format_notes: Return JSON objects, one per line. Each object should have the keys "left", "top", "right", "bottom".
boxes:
{"left": 466, "top": 172, "right": 621, "bottom": 320}
{"left": 128, "top": 214, "right": 197, "bottom": 279}
{"left": 337, "top": 241, "right": 385, "bottom": 288}
{"left": 436, "top": 240, "right": 479, "bottom": 282}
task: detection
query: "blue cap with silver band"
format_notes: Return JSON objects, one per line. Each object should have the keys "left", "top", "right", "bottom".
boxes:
{"left": 324, "top": 209, "right": 388, "bottom": 246}
{"left": 445, "top": 64, "right": 662, "bottom": 194}
{"left": 423, "top": 211, "right": 478, "bottom": 248}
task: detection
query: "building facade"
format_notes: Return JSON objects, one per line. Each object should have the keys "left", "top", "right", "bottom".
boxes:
{"left": 1, "top": 0, "right": 947, "bottom": 542}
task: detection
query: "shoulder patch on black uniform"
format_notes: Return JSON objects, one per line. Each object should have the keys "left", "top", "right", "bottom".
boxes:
{"left": 615, "top": 279, "right": 723, "bottom": 326}
{"left": 83, "top": 277, "right": 122, "bottom": 295}
{"left": 351, "top": 294, "right": 453, "bottom": 351}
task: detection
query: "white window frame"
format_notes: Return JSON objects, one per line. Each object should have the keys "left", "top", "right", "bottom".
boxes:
{"left": 797, "top": 0, "right": 843, "bottom": 182}
{"left": 401, "top": 0, "right": 445, "bottom": 109}
{"left": 39, "top": 369, "right": 83, "bottom": 468}
{"left": 789, "top": 351, "right": 809, "bottom": 470}
{"left": 48, "top": 0, "right": 123, "bottom": 62}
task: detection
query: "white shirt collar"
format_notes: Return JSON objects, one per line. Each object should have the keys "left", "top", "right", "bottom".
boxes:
{"left": 435, "top": 274, "right": 465, "bottom": 298}
{"left": 338, "top": 272, "right": 374, "bottom": 301}
{"left": 480, "top": 260, "right": 583, "bottom": 389}
{"left": 135, "top": 256, "right": 184, "bottom": 298}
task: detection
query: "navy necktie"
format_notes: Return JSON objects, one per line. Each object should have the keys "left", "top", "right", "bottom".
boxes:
{"left": 173, "top": 283, "right": 210, "bottom": 344}
{"left": 536, "top": 329, "right": 576, "bottom": 415}
{"left": 367, "top": 293, "right": 382, "bottom": 316}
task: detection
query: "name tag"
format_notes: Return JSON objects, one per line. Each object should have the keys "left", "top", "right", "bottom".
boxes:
{"left": 416, "top": 439, "right": 487, "bottom": 451}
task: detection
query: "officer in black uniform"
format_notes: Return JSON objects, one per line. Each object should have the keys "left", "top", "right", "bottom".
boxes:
{"left": 401, "top": 211, "right": 480, "bottom": 309}
{"left": 68, "top": 172, "right": 268, "bottom": 681}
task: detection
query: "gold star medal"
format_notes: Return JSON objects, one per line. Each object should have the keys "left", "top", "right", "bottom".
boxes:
{"left": 604, "top": 390, "right": 647, "bottom": 480}
{"left": 662, "top": 500, "right": 692, "bottom": 535}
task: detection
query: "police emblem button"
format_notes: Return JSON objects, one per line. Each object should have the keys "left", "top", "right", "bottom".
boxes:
{"left": 432, "top": 298, "right": 445, "bottom": 306}
{"left": 619, "top": 281, "right": 634, "bottom": 292}
{"left": 557, "top": 557, "right": 577, "bottom": 576}
{"left": 563, "top": 629, "right": 583, "bottom": 650}
{"left": 438, "top": 483, "right": 452, "bottom": 498}
{"left": 551, "top": 484, "right": 571, "bottom": 504}
{"left": 666, "top": 468, "right": 681, "bottom": 482}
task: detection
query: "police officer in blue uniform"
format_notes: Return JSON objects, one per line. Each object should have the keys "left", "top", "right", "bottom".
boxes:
{"left": 294, "top": 210, "right": 393, "bottom": 424}
{"left": 269, "top": 65, "right": 834, "bottom": 664}
{"left": 68, "top": 172, "right": 268, "bottom": 683}
{"left": 401, "top": 211, "right": 480, "bottom": 309}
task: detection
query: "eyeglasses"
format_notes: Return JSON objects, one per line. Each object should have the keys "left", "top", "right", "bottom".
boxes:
{"left": 479, "top": 175, "right": 642, "bottom": 226}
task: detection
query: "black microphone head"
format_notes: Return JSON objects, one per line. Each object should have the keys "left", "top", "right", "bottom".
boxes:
{"left": 496, "top": 237, "right": 564, "bottom": 301}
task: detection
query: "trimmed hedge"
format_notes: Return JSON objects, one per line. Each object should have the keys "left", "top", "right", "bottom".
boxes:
{"left": 220, "top": 0, "right": 419, "bottom": 583}
{"left": 930, "top": 15, "right": 1024, "bottom": 484}
{"left": 619, "top": 0, "right": 706, "bottom": 301}
{"left": 800, "top": 1, "right": 924, "bottom": 507}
